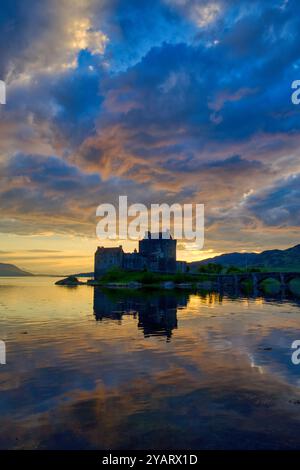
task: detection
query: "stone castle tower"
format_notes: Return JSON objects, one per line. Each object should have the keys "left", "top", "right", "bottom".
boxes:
{"left": 94, "top": 232, "right": 179, "bottom": 279}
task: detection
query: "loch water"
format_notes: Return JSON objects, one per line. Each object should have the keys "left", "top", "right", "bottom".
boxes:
{"left": 0, "top": 277, "right": 300, "bottom": 449}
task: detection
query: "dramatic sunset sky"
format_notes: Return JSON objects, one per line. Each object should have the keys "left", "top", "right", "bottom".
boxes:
{"left": 0, "top": 0, "right": 299, "bottom": 274}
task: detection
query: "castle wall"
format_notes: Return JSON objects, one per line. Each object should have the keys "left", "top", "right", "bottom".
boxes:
{"left": 123, "top": 253, "right": 146, "bottom": 271}
{"left": 94, "top": 247, "right": 124, "bottom": 279}
{"left": 94, "top": 233, "right": 178, "bottom": 278}
{"left": 176, "top": 261, "right": 188, "bottom": 273}
{"left": 139, "top": 236, "right": 177, "bottom": 273}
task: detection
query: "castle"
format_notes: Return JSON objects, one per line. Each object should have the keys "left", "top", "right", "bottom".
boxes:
{"left": 94, "top": 232, "right": 187, "bottom": 279}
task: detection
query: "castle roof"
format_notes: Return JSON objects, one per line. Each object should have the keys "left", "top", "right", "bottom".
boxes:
{"left": 96, "top": 246, "right": 123, "bottom": 252}
{"left": 143, "top": 231, "right": 173, "bottom": 240}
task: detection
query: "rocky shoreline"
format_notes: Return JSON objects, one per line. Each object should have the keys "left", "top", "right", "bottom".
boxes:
{"left": 55, "top": 276, "right": 218, "bottom": 291}
{"left": 55, "top": 274, "right": 300, "bottom": 297}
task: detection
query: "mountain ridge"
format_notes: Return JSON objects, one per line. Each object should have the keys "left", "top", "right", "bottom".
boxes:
{"left": 0, "top": 262, "right": 33, "bottom": 276}
{"left": 190, "top": 244, "right": 300, "bottom": 271}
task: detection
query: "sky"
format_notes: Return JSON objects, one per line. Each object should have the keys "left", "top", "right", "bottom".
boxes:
{"left": 0, "top": 0, "right": 299, "bottom": 274}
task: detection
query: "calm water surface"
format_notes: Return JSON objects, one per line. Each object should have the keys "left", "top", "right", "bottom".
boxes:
{"left": 0, "top": 277, "right": 300, "bottom": 449}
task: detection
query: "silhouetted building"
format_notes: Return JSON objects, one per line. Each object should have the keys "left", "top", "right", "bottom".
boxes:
{"left": 95, "top": 232, "right": 186, "bottom": 278}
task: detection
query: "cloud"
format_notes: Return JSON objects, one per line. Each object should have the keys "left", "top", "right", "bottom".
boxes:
{"left": 163, "top": 0, "right": 222, "bottom": 29}
{"left": 0, "top": 0, "right": 108, "bottom": 80}
{"left": 0, "top": 152, "right": 170, "bottom": 236}
{"left": 245, "top": 173, "right": 300, "bottom": 227}
{"left": 193, "top": 2, "right": 222, "bottom": 28}
{"left": 0, "top": 0, "right": 300, "bottom": 254}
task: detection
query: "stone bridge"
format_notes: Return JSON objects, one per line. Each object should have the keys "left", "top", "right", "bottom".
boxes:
{"left": 216, "top": 272, "right": 300, "bottom": 293}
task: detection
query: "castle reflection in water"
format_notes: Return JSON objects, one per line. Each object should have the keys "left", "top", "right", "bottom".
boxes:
{"left": 93, "top": 288, "right": 190, "bottom": 340}
{"left": 93, "top": 287, "right": 295, "bottom": 341}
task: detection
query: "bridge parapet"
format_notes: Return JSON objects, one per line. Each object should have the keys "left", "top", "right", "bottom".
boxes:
{"left": 217, "top": 271, "right": 300, "bottom": 293}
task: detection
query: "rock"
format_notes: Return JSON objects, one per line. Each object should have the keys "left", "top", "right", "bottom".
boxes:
{"left": 55, "top": 276, "right": 84, "bottom": 286}
{"left": 105, "top": 283, "right": 126, "bottom": 288}
{"left": 161, "top": 281, "right": 175, "bottom": 289}
{"left": 127, "top": 281, "right": 142, "bottom": 289}
{"left": 289, "top": 399, "right": 300, "bottom": 405}
{"left": 87, "top": 279, "right": 101, "bottom": 286}
{"left": 104, "top": 282, "right": 136, "bottom": 288}
{"left": 176, "top": 283, "right": 193, "bottom": 289}
{"left": 196, "top": 281, "right": 216, "bottom": 291}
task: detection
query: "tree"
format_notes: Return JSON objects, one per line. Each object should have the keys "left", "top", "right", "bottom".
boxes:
{"left": 198, "top": 263, "right": 223, "bottom": 274}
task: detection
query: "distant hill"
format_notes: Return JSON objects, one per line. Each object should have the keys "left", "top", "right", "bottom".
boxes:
{"left": 0, "top": 263, "right": 33, "bottom": 276}
{"left": 190, "top": 244, "right": 300, "bottom": 272}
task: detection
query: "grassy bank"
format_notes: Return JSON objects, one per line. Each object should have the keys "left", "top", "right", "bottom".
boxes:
{"left": 96, "top": 268, "right": 213, "bottom": 286}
